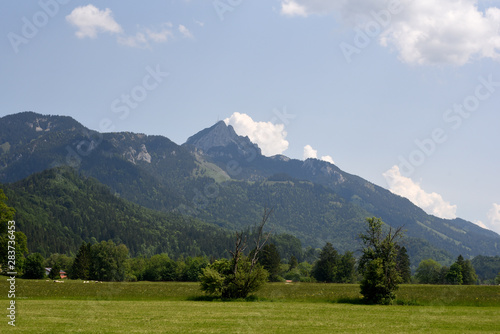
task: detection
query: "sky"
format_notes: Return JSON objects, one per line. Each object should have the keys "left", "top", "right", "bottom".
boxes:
{"left": 1, "top": 0, "right": 500, "bottom": 234}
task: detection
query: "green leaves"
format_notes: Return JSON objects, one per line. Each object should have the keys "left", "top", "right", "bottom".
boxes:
{"left": 359, "top": 217, "right": 404, "bottom": 304}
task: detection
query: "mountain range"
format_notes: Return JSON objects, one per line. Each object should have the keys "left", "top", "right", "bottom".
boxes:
{"left": 1, "top": 111, "right": 499, "bottom": 266}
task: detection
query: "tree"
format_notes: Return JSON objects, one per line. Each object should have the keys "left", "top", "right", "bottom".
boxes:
{"left": 48, "top": 264, "right": 61, "bottom": 280}
{"left": 180, "top": 257, "right": 208, "bottom": 282}
{"left": 70, "top": 242, "right": 92, "bottom": 280}
{"left": 455, "top": 255, "right": 477, "bottom": 285}
{"left": 23, "top": 253, "right": 45, "bottom": 279}
{"left": 257, "top": 243, "right": 281, "bottom": 282}
{"left": 396, "top": 246, "right": 411, "bottom": 283}
{"left": 312, "top": 242, "right": 339, "bottom": 282}
{"left": 289, "top": 256, "right": 298, "bottom": 271}
{"left": 337, "top": 251, "right": 357, "bottom": 283}
{"left": 495, "top": 272, "right": 500, "bottom": 285}
{"left": 0, "top": 189, "right": 28, "bottom": 275}
{"left": 415, "top": 259, "right": 441, "bottom": 284}
{"left": 199, "top": 208, "right": 272, "bottom": 299}
{"left": 358, "top": 217, "right": 404, "bottom": 304}
{"left": 446, "top": 263, "right": 463, "bottom": 285}
{"left": 142, "top": 254, "right": 178, "bottom": 281}
{"left": 45, "top": 253, "right": 73, "bottom": 272}
{"left": 90, "top": 240, "right": 129, "bottom": 281}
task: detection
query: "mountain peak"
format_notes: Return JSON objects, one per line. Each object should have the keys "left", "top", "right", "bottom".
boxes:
{"left": 185, "top": 121, "right": 261, "bottom": 157}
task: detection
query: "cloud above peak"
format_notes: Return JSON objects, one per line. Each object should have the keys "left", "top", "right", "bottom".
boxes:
{"left": 224, "top": 112, "right": 289, "bottom": 156}
{"left": 486, "top": 203, "right": 500, "bottom": 234}
{"left": 303, "top": 145, "right": 335, "bottom": 164}
{"left": 383, "top": 165, "right": 457, "bottom": 219}
{"left": 281, "top": 0, "right": 500, "bottom": 65}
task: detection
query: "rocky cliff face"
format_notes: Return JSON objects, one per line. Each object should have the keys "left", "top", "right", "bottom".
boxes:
{"left": 185, "top": 121, "right": 261, "bottom": 158}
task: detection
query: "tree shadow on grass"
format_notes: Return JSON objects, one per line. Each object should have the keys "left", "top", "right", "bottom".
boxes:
{"left": 333, "top": 297, "right": 365, "bottom": 305}
{"left": 333, "top": 297, "right": 421, "bottom": 306}
{"left": 187, "top": 295, "right": 265, "bottom": 302}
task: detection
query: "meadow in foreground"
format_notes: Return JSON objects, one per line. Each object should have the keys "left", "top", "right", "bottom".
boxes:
{"left": 1, "top": 279, "right": 499, "bottom": 333}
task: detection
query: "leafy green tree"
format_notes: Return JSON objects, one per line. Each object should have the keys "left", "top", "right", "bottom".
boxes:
{"left": 200, "top": 257, "right": 268, "bottom": 298}
{"left": 199, "top": 208, "right": 272, "bottom": 299}
{"left": 415, "top": 259, "right": 441, "bottom": 284}
{"left": 0, "top": 189, "right": 28, "bottom": 275}
{"left": 358, "top": 217, "right": 404, "bottom": 304}
{"left": 48, "top": 264, "right": 61, "bottom": 280}
{"left": 454, "top": 255, "right": 477, "bottom": 285}
{"left": 446, "top": 263, "right": 463, "bottom": 285}
{"left": 45, "top": 253, "right": 73, "bottom": 272}
{"left": 438, "top": 266, "right": 450, "bottom": 284}
{"left": 70, "top": 242, "right": 92, "bottom": 280}
{"left": 495, "top": 272, "right": 500, "bottom": 285}
{"left": 337, "top": 251, "right": 357, "bottom": 283}
{"left": 142, "top": 254, "right": 178, "bottom": 281}
{"left": 23, "top": 253, "right": 45, "bottom": 279}
{"left": 180, "top": 257, "right": 209, "bottom": 282}
{"left": 257, "top": 243, "right": 281, "bottom": 282}
{"left": 289, "top": 256, "right": 298, "bottom": 271}
{"left": 312, "top": 242, "right": 339, "bottom": 283}
{"left": 396, "top": 246, "right": 411, "bottom": 283}
{"left": 90, "top": 240, "right": 129, "bottom": 281}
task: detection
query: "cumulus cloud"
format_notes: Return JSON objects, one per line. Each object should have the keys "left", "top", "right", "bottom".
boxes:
{"left": 66, "top": 4, "right": 123, "bottom": 38}
{"left": 486, "top": 203, "right": 500, "bottom": 234}
{"left": 281, "top": 0, "right": 309, "bottom": 17}
{"left": 178, "top": 25, "right": 194, "bottom": 38}
{"left": 117, "top": 25, "right": 174, "bottom": 48}
{"left": 321, "top": 155, "right": 335, "bottom": 164}
{"left": 281, "top": 0, "right": 500, "bottom": 65}
{"left": 224, "top": 112, "right": 289, "bottom": 156}
{"left": 303, "top": 145, "right": 335, "bottom": 164}
{"left": 383, "top": 165, "right": 457, "bottom": 219}
{"left": 67, "top": 5, "right": 190, "bottom": 48}
{"left": 303, "top": 145, "right": 318, "bottom": 159}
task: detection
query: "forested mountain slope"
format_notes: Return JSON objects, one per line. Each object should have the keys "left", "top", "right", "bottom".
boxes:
{"left": 1, "top": 112, "right": 499, "bottom": 264}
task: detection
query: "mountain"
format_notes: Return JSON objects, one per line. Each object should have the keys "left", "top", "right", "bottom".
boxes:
{"left": 182, "top": 120, "right": 500, "bottom": 260}
{"left": 0, "top": 166, "right": 303, "bottom": 259}
{"left": 1, "top": 112, "right": 499, "bottom": 265}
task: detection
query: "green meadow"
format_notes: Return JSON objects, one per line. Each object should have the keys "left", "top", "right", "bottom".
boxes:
{"left": 1, "top": 279, "right": 499, "bottom": 333}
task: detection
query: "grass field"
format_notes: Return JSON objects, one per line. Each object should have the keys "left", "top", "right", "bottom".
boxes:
{"left": 1, "top": 279, "right": 499, "bottom": 333}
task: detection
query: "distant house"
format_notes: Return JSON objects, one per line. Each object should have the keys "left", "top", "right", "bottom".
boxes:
{"left": 44, "top": 268, "right": 67, "bottom": 279}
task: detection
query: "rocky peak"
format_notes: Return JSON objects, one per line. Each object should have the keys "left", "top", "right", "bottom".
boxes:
{"left": 185, "top": 121, "right": 261, "bottom": 157}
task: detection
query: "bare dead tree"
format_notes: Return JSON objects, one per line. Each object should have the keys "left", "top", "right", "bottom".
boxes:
{"left": 229, "top": 207, "right": 274, "bottom": 276}
{"left": 249, "top": 207, "right": 273, "bottom": 269}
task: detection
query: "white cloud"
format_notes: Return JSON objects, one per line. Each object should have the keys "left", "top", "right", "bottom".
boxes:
{"left": 178, "top": 25, "right": 194, "bottom": 39}
{"left": 303, "top": 145, "right": 335, "bottom": 164}
{"left": 473, "top": 220, "right": 489, "bottom": 229}
{"left": 486, "top": 203, "right": 500, "bottom": 234}
{"left": 281, "top": 0, "right": 309, "bottom": 17}
{"left": 383, "top": 165, "right": 457, "bottom": 219}
{"left": 224, "top": 112, "right": 289, "bottom": 156}
{"left": 303, "top": 145, "right": 318, "bottom": 159}
{"left": 383, "top": 1, "right": 500, "bottom": 65}
{"left": 117, "top": 25, "right": 174, "bottom": 48}
{"left": 117, "top": 32, "right": 148, "bottom": 48}
{"left": 321, "top": 155, "right": 335, "bottom": 164}
{"left": 67, "top": 5, "right": 185, "bottom": 48}
{"left": 281, "top": 0, "right": 500, "bottom": 65}
{"left": 146, "top": 24, "right": 174, "bottom": 42}
{"left": 66, "top": 5, "right": 122, "bottom": 39}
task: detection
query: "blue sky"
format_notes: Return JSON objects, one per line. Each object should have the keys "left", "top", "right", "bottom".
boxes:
{"left": 1, "top": 0, "right": 500, "bottom": 233}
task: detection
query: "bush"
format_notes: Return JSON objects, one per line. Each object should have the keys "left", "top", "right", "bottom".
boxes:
{"left": 200, "top": 257, "right": 268, "bottom": 299}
